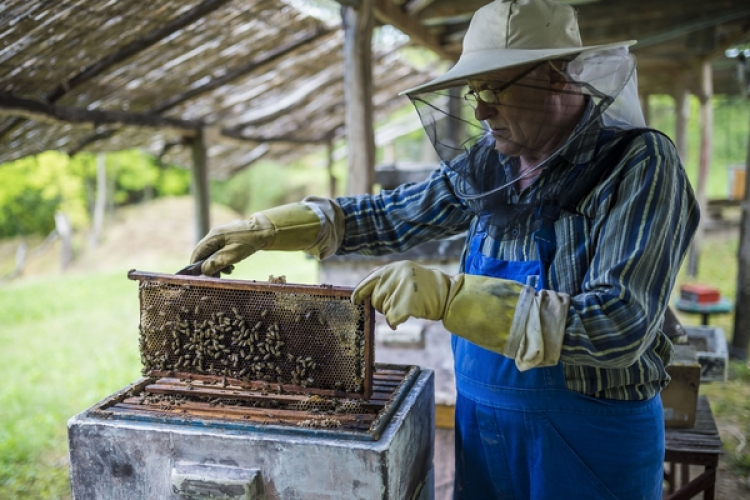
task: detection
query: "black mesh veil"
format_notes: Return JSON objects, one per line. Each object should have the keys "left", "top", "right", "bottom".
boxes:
{"left": 406, "top": 46, "right": 645, "bottom": 240}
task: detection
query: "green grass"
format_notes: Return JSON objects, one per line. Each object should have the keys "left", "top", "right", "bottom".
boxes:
{"left": 0, "top": 251, "right": 318, "bottom": 499}
{"left": 671, "top": 232, "right": 750, "bottom": 477}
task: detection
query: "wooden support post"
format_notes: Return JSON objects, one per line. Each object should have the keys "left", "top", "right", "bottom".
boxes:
{"left": 342, "top": 0, "right": 376, "bottom": 195}
{"left": 327, "top": 137, "right": 337, "bottom": 198}
{"left": 640, "top": 93, "right": 651, "bottom": 127}
{"left": 191, "top": 129, "right": 211, "bottom": 243}
{"left": 14, "top": 241, "right": 27, "bottom": 278}
{"left": 731, "top": 105, "right": 750, "bottom": 359}
{"left": 54, "top": 212, "right": 73, "bottom": 271}
{"left": 673, "top": 76, "right": 690, "bottom": 164}
{"left": 687, "top": 61, "right": 713, "bottom": 278}
{"left": 88, "top": 152, "right": 107, "bottom": 249}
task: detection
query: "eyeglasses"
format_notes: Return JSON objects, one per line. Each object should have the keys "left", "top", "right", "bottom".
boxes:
{"left": 464, "top": 62, "right": 544, "bottom": 106}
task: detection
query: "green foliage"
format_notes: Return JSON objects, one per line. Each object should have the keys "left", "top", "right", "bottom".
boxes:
{"left": 0, "top": 152, "right": 88, "bottom": 237}
{"left": 0, "top": 150, "right": 191, "bottom": 238}
{"left": 648, "top": 95, "right": 750, "bottom": 199}
{"left": 211, "top": 159, "right": 335, "bottom": 216}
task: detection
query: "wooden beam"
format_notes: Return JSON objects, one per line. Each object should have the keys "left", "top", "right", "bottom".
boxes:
{"left": 0, "top": 92, "right": 200, "bottom": 135}
{"left": 69, "top": 129, "right": 118, "bottom": 157}
{"left": 633, "top": 9, "right": 750, "bottom": 50}
{"left": 687, "top": 60, "right": 713, "bottom": 277}
{"left": 372, "top": 0, "right": 457, "bottom": 61}
{"left": 0, "top": 0, "right": 234, "bottom": 143}
{"left": 220, "top": 130, "right": 327, "bottom": 145}
{"left": 342, "top": 1, "right": 377, "bottom": 195}
{"left": 191, "top": 129, "right": 211, "bottom": 242}
{"left": 67, "top": 28, "right": 332, "bottom": 159}
{"left": 731, "top": 108, "right": 750, "bottom": 359}
{"left": 673, "top": 74, "right": 690, "bottom": 164}
{"left": 403, "top": 0, "right": 439, "bottom": 16}
{"left": 153, "top": 27, "right": 332, "bottom": 114}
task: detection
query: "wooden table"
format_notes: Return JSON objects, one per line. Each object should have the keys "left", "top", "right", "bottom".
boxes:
{"left": 664, "top": 395, "right": 723, "bottom": 500}
{"left": 674, "top": 298, "right": 733, "bottom": 326}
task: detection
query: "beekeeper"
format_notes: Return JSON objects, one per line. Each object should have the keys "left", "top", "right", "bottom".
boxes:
{"left": 190, "top": 0, "right": 699, "bottom": 497}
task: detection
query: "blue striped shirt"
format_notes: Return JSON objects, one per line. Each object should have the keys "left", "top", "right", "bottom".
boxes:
{"left": 335, "top": 119, "right": 699, "bottom": 401}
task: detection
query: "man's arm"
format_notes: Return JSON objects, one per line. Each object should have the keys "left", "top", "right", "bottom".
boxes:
{"left": 335, "top": 164, "right": 474, "bottom": 256}
{"left": 560, "top": 131, "right": 700, "bottom": 368}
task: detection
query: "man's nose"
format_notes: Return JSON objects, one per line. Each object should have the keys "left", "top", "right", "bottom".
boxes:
{"left": 474, "top": 100, "right": 496, "bottom": 121}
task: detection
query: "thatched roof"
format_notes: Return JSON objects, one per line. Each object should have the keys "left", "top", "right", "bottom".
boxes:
{"left": 0, "top": 0, "right": 437, "bottom": 178}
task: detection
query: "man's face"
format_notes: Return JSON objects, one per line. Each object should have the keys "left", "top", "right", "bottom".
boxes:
{"left": 467, "top": 63, "right": 560, "bottom": 158}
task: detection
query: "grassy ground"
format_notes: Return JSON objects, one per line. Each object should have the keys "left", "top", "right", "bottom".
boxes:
{"left": 0, "top": 256, "right": 319, "bottom": 500}
{"left": 1, "top": 196, "right": 748, "bottom": 498}
{"left": 0, "top": 197, "right": 319, "bottom": 500}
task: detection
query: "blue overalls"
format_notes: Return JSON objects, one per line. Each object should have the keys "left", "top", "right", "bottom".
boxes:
{"left": 452, "top": 213, "right": 665, "bottom": 499}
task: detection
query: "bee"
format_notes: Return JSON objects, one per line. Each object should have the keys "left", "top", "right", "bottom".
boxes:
{"left": 260, "top": 309, "right": 269, "bottom": 319}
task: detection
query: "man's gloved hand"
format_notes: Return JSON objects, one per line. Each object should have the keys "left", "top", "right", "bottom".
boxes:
{"left": 352, "top": 260, "right": 571, "bottom": 370}
{"left": 190, "top": 202, "right": 321, "bottom": 277}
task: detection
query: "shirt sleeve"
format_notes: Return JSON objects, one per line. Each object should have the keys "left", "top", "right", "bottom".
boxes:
{"left": 335, "top": 164, "right": 474, "bottom": 256}
{"left": 560, "top": 131, "right": 700, "bottom": 368}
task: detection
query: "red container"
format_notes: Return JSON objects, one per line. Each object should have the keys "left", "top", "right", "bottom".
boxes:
{"left": 680, "top": 284, "right": 721, "bottom": 304}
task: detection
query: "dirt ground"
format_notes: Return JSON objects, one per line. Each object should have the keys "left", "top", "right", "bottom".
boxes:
{"left": 713, "top": 421, "right": 750, "bottom": 499}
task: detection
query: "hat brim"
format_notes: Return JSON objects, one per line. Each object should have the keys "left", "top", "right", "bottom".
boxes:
{"left": 400, "top": 41, "right": 636, "bottom": 95}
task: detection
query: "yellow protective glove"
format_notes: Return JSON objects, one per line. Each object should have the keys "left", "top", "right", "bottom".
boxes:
{"left": 352, "top": 261, "right": 571, "bottom": 370}
{"left": 190, "top": 203, "right": 321, "bottom": 277}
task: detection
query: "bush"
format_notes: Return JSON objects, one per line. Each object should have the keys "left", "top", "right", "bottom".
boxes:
{"left": 0, "top": 150, "right": 191, "bottom": 238}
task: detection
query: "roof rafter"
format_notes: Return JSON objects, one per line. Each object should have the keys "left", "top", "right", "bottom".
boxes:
{"left": 68, "top": 26, "right": 333, "bottom": 155}
{"left": 153, "top": 27, "right": 333, "bottom": 113}
{"left": 0, "top": 0, "right": 234, "bottom": 143}
{"left": 371, "top": 0, "right": 458, "bottom": 61}
{"left": 0, "top": 92, "right": 201, "bottom": 135}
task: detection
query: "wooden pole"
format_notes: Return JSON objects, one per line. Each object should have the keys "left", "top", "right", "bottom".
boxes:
{"left": 327, "top": 137, "right": 337, "bottom": 198}
{"left": 640, "top": 93, "right": 651, "bottom": 127}
{"left": 687, "top": 61, "right": 713, "bottom": 277}
{"left": 88, "top": 152, "right": 107, "bottom": 249}
{"left": 673, "top": 76, "right": 690, "bottom": 164}
{"left": 730, "top": 106, "right": 750, "bottom": 359}
{"left": 54, "top": 212, "right": 73, "bottom": 271}
{"left": 341, "top": 0, "right": 375, "bottom": 195}
{"left": 191, "top": 129, "right": 211, "bottom": 243}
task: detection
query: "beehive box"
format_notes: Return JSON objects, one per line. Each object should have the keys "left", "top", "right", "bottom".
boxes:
{"left": 685, "top": 325, "right": 728, "bottom": 382}
{"left": 662, "top": 344, "right": 701, "bottom": 429}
